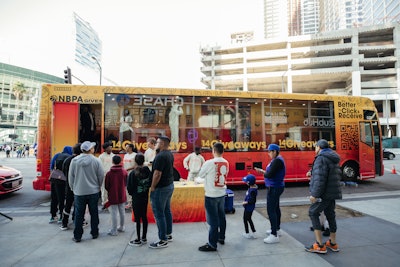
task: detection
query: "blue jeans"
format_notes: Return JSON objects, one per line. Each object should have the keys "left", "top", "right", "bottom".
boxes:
{"left": 74, "top": 192, "right": 100, "bottom": 240}
{"left": 150, "top": 183, "right": 174, "bottom": 241}
{"left": 266, "top": 186, "right": 284, "bottom": 236}
{"left": 205, "top": 196, "right": 226, "bottom": 249}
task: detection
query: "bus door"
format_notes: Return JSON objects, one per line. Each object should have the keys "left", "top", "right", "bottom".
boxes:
{"left": 359, "top": 121, "right": 376, "bottom": 178}
{"left": 52, "top": 102, "right": 79, "bottom": 156}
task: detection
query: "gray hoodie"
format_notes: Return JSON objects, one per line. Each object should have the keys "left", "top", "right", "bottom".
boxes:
{"left": 68, "top": 153, "right": 104, "bottom": 196}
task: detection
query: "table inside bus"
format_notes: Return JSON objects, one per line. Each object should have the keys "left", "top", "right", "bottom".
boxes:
{"left": 131, "top": 181, "right": 206, "bottom": 223}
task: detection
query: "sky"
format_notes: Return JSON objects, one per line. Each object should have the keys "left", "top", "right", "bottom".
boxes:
{"left": 0, "top": 0, "right": 264, "bottom": 88}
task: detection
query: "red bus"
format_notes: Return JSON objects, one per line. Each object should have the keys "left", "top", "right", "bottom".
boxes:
{"left": 33, "top": 84, "right": 383, "bottom": 190}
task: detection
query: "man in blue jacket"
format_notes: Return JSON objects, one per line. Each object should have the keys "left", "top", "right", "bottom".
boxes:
{"left": 306, "top": 139, "right": 342, "bottom": 254}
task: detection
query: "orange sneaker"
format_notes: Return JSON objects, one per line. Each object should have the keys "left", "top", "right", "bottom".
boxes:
{"left": 305, "top": 242, "right": 327, "bottom": 254}
{"left": 325, "top": 239, "right": 340, "bottom": 252}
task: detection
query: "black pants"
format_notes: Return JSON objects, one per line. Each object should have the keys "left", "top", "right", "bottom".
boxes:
{"left": 133, "top": 197, "right": 149, "bottom": 240}
{"left": 243, "top": 210, "right": 256, "bottom": 233}
{"left": 309, "top": 199, "right": 337, "bottom": 232}
{"left": 62, "top": 184, "right": 74, "bottom": 226}
{"left": 50, "top": 181, "right": 66, "bottom": 218}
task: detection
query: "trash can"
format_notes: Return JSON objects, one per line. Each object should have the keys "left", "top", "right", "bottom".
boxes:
{"left": 224, "top": 189, "right": 235, "bottom": 214}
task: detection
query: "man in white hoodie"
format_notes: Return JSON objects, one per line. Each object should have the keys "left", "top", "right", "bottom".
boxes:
{"left": 69, "top": 141, "right": 104, "bottom": 242}
{"left": 195, "top": 142, "right": 229, "bottom": 252}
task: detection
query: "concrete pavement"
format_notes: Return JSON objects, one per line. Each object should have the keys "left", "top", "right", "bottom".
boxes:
{"left": 1, "top": 192, "right": 400, "bottom": 267}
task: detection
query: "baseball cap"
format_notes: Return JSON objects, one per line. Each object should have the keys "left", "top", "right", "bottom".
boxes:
{"left": 267, "top": 144, "right": 280, "bottom": 151}
{"left": 242, "top": 174, "right": 256, "bottom": 185}
{"left": 81, "top": 141, "right": 96, "bottom": 152}
{"left": 316, "top": 139, "right": 329, "bottom": 149}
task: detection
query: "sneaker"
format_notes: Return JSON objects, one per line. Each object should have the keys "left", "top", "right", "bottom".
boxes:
{"left": 129, "top": 239, "right": 142, "bottom": 247}
{"left": 242, "top": 232, "right": 256, "bottom": 239}
{"left": 149, "top": 240, "right": 168, "bottom": 249}
{"left": 60, "top": 225, "right": 68, "bottom": 231}
{"left": 141, "top": 238, "right": 147, "bottom": 244}
{"left": 305, "top": 242, "right": 327, "bottom": 254}
{"left": 218, "top": 239, "right": 225, "bottom": 245}
{"left": 57, "top": 218, "right": 62, "bottom": 224}
{"left": 49, "top": 216, "right": 57, "bottom": 224}
{"left": 263, "top": 234, "right": 279, "bottom": 244}
{"left": 92, "top": 234, "right": 99, "bottom": 239}
{"left": 325, "top": 239, "right": 340, "bottom": 252}
{"left": 82, "top": 221, "right": 89, "bottom": 228}
{"left": 266, "top": 229, "right": 282, "bottom": 236}
{"left": 198, "top": 243, "right": 217, "bottom": 252}
{"left": 117, "top": 226, "right": 125, "bottom": 232}
{"left": 166, "top": 234, "right": 173, "bottom": 242}
{"left": 72, "top": 237, "right": 81, "bottom": 243}
{"left": 107, "top": 230, "right": 118, "bottom": 236}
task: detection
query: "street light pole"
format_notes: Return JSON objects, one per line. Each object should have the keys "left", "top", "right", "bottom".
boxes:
{"left": 91, "top": 56, "right": 102, "bottom": 85}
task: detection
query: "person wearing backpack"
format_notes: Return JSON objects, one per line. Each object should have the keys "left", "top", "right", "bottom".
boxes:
{"left": 49, "top": 145, "right": 73, "bottom": 224}
{"left": 127, "top": 153, "right": 151, "bottom": 246}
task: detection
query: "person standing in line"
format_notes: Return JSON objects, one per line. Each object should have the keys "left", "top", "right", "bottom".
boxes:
{"left": 305, "top": 139, "right": 342, "bottom": 254}
{"left": 148, "top": 136, "right": 175, "bottom": 249}
{"left": 195, "top": 142, "right": 229, "bottom": 252}
{"left": 98, "top": 142, "right": 114, "bottom": 210}
{"left": 255, "top": 143, "right": 285, "bottom": 244}
{"left": 123, "top": 143, "right": 137, "bottom": 209}
{"left": 104, "top": 155, "right": 127, "bottom": 236}
{"left": 5, "top": 144, "right": 11, "bottom": 158}
{"left": 242, "top": 174, "right": 258, "bottom": 239}
{"left": 69, "top": 141, "right": 104, "bottom": 243}
{"left": 183, "top": 147, "right": 205, "bottom": 181}
{"left": 49, "top": 145, "right": 73, "bottom": 224}
{"left": 60, "top": 143, "right": 83, "bottom": 230}
{"left": 127, "top": 153, "right": 151, "bottom": 246}
{"left": 144, "top": 137, "right": 156, "bottom": 171}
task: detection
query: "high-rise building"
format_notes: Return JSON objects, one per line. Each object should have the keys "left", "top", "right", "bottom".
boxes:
{"left": 363, "top": 0, "right": 400, "bottom": 26}
{"left": 301, "top": 0, "right": 320, "bottom": 34}
{"left": 74, "top": 13, "right": 102, "bottom": 72}
{"left": 264, "top": 0, "right": 289, "bottom": 38}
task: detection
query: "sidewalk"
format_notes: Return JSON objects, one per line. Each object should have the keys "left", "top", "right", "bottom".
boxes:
{"left": 1, "top": 195, "right": 400, "bottom": 267}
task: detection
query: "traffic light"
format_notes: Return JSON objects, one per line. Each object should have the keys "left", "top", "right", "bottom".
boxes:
{"left": 18, "top": 111, "right": 24, "bottom": 120}
{"left": 64, "top": 67, "right": 71, "bottom": 84}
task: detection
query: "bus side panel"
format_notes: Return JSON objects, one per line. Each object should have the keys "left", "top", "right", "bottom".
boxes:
{"left": 52, "top": 102, "right": 79, "bottom": 157}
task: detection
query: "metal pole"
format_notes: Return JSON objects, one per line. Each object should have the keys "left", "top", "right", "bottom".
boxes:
{"left": 91, "top": 56, "right": 102, "bottom": 85}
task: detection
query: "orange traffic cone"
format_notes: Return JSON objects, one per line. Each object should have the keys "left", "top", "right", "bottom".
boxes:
{"left": 392, "top": 165, "right": 397, "bottom": 174}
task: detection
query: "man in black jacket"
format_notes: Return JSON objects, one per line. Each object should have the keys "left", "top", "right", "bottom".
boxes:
{"left": 305, "top": 139, "right": 342, "bottom": 254}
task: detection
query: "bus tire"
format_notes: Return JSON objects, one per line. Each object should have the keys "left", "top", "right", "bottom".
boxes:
{"left": 173, "top": 168, "right": 181, "bottom": 181}
{"left": 342, "top": 162, "right": 358, "bottom": 182}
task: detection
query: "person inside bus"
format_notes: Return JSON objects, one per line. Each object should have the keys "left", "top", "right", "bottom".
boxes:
{"left": 255, "top": 143, "right": 286, "bottom": 244}
{"left": 168, "top": 102, "right": 183, "bottom": 146}
{"left": 80, "top": 105, "right": 96, "bottom": 142}
{"left": 183, "top": 147, "right": 205, "bottom": 181}
{"left": 119, "top": 109, "right": 134, "bottom": 142}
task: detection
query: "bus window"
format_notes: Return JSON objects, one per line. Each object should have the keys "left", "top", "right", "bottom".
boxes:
{"left": 360, "top": 122, "right": 373, "bottom": 147}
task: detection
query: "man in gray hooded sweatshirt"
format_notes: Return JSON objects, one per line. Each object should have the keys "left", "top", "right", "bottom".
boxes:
{"left": 69, "top": 141, "right": 104, "bottom": 242}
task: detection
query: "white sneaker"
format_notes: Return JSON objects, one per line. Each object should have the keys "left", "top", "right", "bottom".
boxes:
{"left": 242, "top": 232, "right": 257, "bottom": 239}
{"left": 266, "top": 229, "right": 282, "bottom": 236}
{"left": 263, "top": 234, "right": 279, "bottom": 244}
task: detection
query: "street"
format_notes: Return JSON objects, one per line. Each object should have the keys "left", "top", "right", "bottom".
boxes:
{"left": 1, "top": 151, "right": 399, "bottom": 211}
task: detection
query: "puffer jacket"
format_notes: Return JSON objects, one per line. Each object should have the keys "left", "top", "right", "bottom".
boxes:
{"left": 309, "top": 148, "right": 342, "bottom": 200}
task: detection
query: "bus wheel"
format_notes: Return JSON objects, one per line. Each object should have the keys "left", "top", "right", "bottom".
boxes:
{"left": 342, "top": 162, "right": 358, "bottom": 182}
{"left": 173, "top": 168, "right": 181, "bottom": 181}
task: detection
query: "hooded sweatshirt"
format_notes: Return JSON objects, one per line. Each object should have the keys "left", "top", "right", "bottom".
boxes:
{"left": 68, "top": 153, "right": 104, "bottom": 196}
{"left": 309, "top": 148, "right": 342, "bottom": 200}
{"left": 50, "top": 146, "right": 73, "bottom": 170}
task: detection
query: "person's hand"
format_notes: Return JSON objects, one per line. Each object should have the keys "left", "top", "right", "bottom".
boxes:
{"left": 254, "top": 167, "right": 264, "bottom": 174}
{"left": 309, "top": 196, "right": 317, "bottom": 204}
{"left": 150, "top": 187, "right": 155, "bottom": 192}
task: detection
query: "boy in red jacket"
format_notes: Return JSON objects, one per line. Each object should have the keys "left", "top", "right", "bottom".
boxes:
{"left": 105, "top": 155, "right": 127, "bottom": 236}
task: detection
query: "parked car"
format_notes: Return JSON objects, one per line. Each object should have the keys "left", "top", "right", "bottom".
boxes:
{"left": 383, "top": 149, "right": 396, "bottom": 160}
{"left": 0, "top": 165, "right": 23, "bottom": 195}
